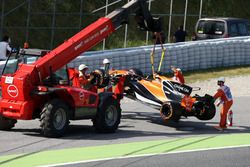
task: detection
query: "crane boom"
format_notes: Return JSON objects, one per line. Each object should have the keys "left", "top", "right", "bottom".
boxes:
{"left": 0, "top": 0, "right": 161, "bottom": 102}
{"left": 33, "top": 0, "right": 161, "bottom": 80}
{"left": 34, "top": 18, "right": 115, "bottom": 80}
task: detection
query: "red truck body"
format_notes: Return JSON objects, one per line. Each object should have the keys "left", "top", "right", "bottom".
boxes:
{"left": 0, "top": 0, "right": 161, "bottom": 137}
{"left": 0, "top": 18, "right": 114, "bottom": 120}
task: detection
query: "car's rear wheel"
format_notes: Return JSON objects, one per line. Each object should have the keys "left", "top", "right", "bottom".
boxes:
{"left": 160, "top": 102, "right": 182, "bottom": 122}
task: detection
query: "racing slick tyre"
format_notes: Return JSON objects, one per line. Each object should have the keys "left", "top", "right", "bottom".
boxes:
{"left": 160, "top": 102, "right": 182, "bottom": 122}
{"left": 40, "top": 99, "right": 69, "bottom": 137}
{"left": 93, "top": 97, "right": 121, "bottom": 133}
{"left": 195, "top": 102, "right": 216, "bottom": 120}
{"left": 0, "top": 115, "right": 17, "bottom": 130}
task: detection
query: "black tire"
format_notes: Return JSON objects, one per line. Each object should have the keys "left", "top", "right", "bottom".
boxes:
{"left": 91, "top": 69, "right": 109, "bottom": 88}
{"left": 196, "top": 103, "right": 216, "bottom": 120}
{"left": 128, "top": 68, "right": 143, "bottom": 77}
{"left": 0, "top": 115, "right": 17, "bottom": 130}
{"left": 40, "top": 99, "right": 69, "bottom": 137}
{"left": 93, "top": 97, "right": 121, "bottom": 133}
{"left": 160, "top": 102, "right": 182, "bottom": 122}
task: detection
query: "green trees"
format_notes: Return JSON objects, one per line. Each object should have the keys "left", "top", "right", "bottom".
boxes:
{"left": 1, "top": 0, "right": 250, "bottom": 50}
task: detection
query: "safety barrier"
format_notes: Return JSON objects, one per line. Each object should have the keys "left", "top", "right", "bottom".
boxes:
{"left": 1, "top": 36, "right": 250, "bottom": 75}
{"left": 69, "top": 36, "right": 250, "bottom": 74}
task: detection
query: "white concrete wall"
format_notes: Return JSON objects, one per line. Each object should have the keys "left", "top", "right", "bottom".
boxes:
{"left": 68, "top": 36, "right": 250, "bottom": 74}
{"left": 1, "top": 36, "right": 250, "bottom": 75}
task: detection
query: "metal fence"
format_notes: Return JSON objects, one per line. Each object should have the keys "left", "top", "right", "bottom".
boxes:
{"left": 0, "top": 0, "right": 204, "bottom": 50}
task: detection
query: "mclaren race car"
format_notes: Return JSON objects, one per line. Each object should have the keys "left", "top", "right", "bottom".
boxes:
{"left": 109, "top": 68, "right": 216, "bottom": 122}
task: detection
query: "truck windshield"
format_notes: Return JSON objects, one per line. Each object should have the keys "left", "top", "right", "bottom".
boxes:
{"left": 197, "top": 20, "right": 225, "bottom": 35}
{"left": 2, "top": 55, "right": 39, "bottom": 75}
{"left": 2, "top": 54, "right": 68, "bottom": 85}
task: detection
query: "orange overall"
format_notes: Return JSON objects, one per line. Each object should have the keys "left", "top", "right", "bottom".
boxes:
{"left": 67, "top": 68, "right": 97, "bottom": 92}
{"left": 68, "top": 68, "right": 81, "bottom": 87}
{"left": 79, "top": 75, "right": 97, "bottom": 93}
{"left": 214, "top": 85, "right": 233, "bottom": 128}
{"left": 173, "top": 70, "right": 185, "bottom": 84}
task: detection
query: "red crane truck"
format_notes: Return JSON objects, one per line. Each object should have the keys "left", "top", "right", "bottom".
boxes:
{"left": 0, "top": 0, "right": 161, "bottom": 137}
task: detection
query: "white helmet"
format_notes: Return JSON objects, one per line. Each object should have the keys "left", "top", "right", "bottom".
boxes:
{"left": 78, "top": 64, "right": 88, "bottom": 71}
{"left": 176, "top": 68, "right": 181, "bottom": 71}
{"left": 103, "top": 58, "right": 110, "bottom": 65}
{"left": 218, "top": 77, "right": 225, "bottom": 83}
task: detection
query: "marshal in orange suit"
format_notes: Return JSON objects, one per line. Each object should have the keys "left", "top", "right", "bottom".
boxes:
{"left": 213, "top": 77, "right": 233, "bottom": 130}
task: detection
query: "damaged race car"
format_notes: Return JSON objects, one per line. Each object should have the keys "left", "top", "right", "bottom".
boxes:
{"left": 103, "top": 35, "right": 216, "bottom": 123}
{"left": 107, "top": 68, "right": 216, "bottom": 123}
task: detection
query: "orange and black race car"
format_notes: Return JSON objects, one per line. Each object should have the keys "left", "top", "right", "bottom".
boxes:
{"left": 108, "top": 68, "right": 216, "bottom": 122}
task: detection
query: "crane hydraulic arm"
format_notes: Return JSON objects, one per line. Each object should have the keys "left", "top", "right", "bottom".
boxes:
{"left": 32, "top": 0, "right": 161, "bottom": 81}
{"left": 0, "top": 0, "right": 161, "bottom": 102}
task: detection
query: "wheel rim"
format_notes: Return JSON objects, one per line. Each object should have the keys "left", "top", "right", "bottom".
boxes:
{"left": 53, "top": 108, "right": 67, "bottom": 130}
{"left": 162, "top": 109, "right": 172, "bottom": 118}
{"left": 105, "top": 105, "right": 118, "bottom": 127}
{"left": 160, "top": 104, "right": 173, "bottom": 120}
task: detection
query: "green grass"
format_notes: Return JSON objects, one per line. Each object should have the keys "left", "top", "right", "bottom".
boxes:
{"left": 1, "top": 134, "right": 250, "bottom": 167}
{"left": 183, "top": 65, "right": 250, "bottom": 83}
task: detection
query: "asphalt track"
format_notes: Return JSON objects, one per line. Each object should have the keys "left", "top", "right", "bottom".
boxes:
{"left": 0, "top": 96, "right": 249, "bottom": 167}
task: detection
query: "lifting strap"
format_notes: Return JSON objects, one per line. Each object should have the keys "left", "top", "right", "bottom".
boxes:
{"left": 150, "top": 42, "right": 156, "bottom": 76}
{"left": 158, "top": 47, "right": 166, "bottom": 72}
{"left": 150, "top": 32, "right": 166, "bottom": 77}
